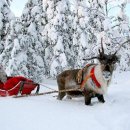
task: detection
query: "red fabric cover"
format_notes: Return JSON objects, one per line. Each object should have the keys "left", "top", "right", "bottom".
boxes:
{"left": 0, "top": 90, "right": 7, "bottom": 97}
{"left": 3, "top": 76, "right": 32, "bottom": 90}
{"left": 0, "top": 76, "right": 37, "bottom": 96}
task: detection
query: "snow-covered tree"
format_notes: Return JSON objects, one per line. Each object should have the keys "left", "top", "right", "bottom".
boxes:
{"left": 1, "top": 0, "right": 130, "bottom": 81}
{"left": 44, "top": 0, "right": 130, "bottom": 77}
{"left": 16, "top": 0, "right": 47, "bottom": 82}
{"left": 6, "top": 0, "right": 12, "bottom": 6}
{"left": 0, "top": 19, "right": 28, "bottom": 76}
{"left": 114, "top": 1, "right": 130, "bottom": 71}
{"left": 0, "top": 0, "right": 14, "bottom": 53}
{"left": 71, "top": 0, "right": 130, "bottom": 72}
{"left": 43, "top": 0, "right": 73, "bottom": 77}
{"left": 0, "top": 0, "right": 47, "bottom": 82}
{"left": 71, "top": 0, "right": 93, "bottom": 68}
{"left": 50, "top": 36, "right": 67, "bottom": 77}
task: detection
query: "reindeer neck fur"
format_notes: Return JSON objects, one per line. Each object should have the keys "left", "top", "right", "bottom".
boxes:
{"left": 94, "top": 64, "right": 111, "bottom": 87}
{"left": 86, "top": 64, "right": 111, "bottom": 94}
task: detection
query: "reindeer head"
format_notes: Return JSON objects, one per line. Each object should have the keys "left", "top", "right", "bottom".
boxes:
{"left": 84, "top": 38, "right": 120, "bottom": 81}
{"left": 98, "top": 41, "right": 119, "bottom": 80}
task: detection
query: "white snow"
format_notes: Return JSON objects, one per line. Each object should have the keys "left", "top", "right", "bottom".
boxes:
{"left": 0, "top": 71, "right": 130, "bottom": 130}
{"left": 103, "top": 17, "right": 111, "bottom": 31}
{"left": 0, "top": 13, "right": 3, "bottom": 30}
{"left": 54, "top": 36, "right": 64, "bottom": 55}
{"left": 31, "top": 6, "right": 40, "bottom": 16}
{"left": 0, "top": 0, "right": 130, "bottom": 129}
{"left": 28, "top": 23, "right": 37, "bottom": 36}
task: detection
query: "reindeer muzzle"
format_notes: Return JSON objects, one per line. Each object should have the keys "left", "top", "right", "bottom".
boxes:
{"left": 102, "top": 71, "right": 111, "bottom": 81}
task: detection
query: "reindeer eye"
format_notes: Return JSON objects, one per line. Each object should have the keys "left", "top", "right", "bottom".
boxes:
{"left": 100, "top": 60, "right": 106, "bottom": 64}
{"left": 112, "top": 60, "right": 116, "bottom": 64}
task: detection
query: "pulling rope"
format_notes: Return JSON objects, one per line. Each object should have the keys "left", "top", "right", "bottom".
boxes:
{"left": 13, "top": 88, "right": 81, "bottom": 98}
{"left": 14, "top": 73, "right": 93, "bottom": 98}
{"left": 38, "top": 83, "right": 56, "bottom": 91}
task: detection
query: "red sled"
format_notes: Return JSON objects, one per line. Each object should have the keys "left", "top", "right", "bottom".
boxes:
{"left": 0, "top": 76, "right": 39, "bottom": 97}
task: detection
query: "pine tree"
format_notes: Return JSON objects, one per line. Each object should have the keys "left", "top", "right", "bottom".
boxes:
{"left": 20, "top": 0, "right": 47, "bottom": 82}
{"left": 114, "top": 1, "right": 130, "bottom": 71}
{"left": 43, "top": 0, "right": 73, "bottom": 77}
{"left": 1, "top": 0, "right": 130, "bottom": 81}
{"left": 72, "top": 0, "right": 93, "bottom": 68}
{"left": 6, "top": 0, "right": 12, "bottom": 6}
{"left": 1, "top": 0, "right": 47, "bottom": 82}
{"left": 0, "top": 0, "right": 14, "bottom": 54}
{"left": 0, "top": 19, "right": 29, "bottom": 76}
{"left": 87, "top": 0, "right": 130, "bottom": 71}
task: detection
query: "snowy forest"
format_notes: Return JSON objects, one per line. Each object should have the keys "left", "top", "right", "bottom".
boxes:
{"left": 0, "top": 0, "right": 130, "bottom": 83}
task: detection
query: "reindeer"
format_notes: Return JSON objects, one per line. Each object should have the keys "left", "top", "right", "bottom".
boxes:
{"left": 57, "top": 39, "right": 120, "bottom": 105}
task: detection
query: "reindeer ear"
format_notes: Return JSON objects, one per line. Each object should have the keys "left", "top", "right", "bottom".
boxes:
{"left": 98, "top": 49, "right": 101, "bottom": 55}
{"left": 98, "top": 49, "right": 103, "bottom": 58}
{"left": 112, "top": 54, "right": 120, "bottom": 63}
{"left": 115, "top": 55, "right": 120, "bottom": 62}
{"left": 101, "top": 38, "right": 104, "bottom": 54}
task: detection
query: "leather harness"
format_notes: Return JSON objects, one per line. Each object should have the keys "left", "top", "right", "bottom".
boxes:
{"left": 79, "top": 65, "right": 101, "bottom": 89}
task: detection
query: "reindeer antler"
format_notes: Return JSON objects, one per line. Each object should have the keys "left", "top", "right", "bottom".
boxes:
{"left": 113, "top": 39, "right": 130, "bottom": 55}
{"left": 101, "top": 37, "right": 104, "bottom": 54}
{"left": 98, "top": 37, "right": 104, "bottom": 56}
{"left": 83, "top": 57, "right": 99, "bottom": 61}
{"left": 84, "top": 38, "right": 105, "bottom": 61}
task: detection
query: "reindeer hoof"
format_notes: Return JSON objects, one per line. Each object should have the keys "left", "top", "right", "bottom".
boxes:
{"left": 96, "top": 94, "right": 105, "bottom": 103}
{"left": 57, "top": 97, "right": 62, "bottom": 100}
{"left": 99, "top": 99, "right": 105, "bottom": 103}
{"left": 85, "top": 99, "right": 91, "bottom": 105}
{"left": 57, "top": 95, "right": 63, "bottom": 100}
{"left": 85, "top": 102, "right": 91, "bottom": 105}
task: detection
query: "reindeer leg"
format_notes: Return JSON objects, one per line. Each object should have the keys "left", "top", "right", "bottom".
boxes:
{"left": 57, "top": 85, "right": 66, "bottom": 100}
{"left": 85, "top": 95, "right": 91, "bottom": 105}
{"left": 57, "top": 77, "right": 66, "bottom": 100}
{"left": 57, "top": 91, "right": 66, "bottom": 100}
{"left": 83, "top": 90, "right": 93, "bottom": 105}
{"left": 96, "top": 94, "right": 105, "bottom": 103}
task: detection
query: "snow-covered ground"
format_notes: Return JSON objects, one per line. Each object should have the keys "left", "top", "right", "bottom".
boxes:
{"left": 0, "top": 71, "right": 130, "bottom": 130}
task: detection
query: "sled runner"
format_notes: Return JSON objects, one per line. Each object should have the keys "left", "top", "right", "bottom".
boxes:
{"left": 0, "top": 76, "right": 39, "bottom": 97}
